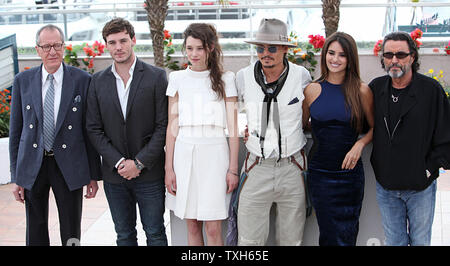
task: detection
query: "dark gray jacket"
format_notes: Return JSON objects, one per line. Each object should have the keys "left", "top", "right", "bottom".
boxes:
{"left": 86, "top": 58, "right": 168, "bottom": 184}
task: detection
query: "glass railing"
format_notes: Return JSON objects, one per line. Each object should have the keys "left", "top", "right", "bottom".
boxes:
{"left": 0, "top": 0, "right": 449, "bottom": 54}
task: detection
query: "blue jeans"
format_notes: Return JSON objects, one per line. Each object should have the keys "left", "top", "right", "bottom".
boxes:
{"left": 103, "top": 179, "right": 168, "bottom": 246}
{"left": 376, "top": 180, "right": 436, "bottom": 246}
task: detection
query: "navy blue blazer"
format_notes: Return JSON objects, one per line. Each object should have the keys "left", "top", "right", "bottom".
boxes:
{"left": 9, "top": 63, "right": 101, "bottom": 191}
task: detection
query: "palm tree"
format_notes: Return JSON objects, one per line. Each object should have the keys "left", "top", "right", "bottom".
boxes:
{"left": 144, "top": 0, "right": 229, "bottom": 69}
{"left": 144, "top": 0, "right": 169, "bottom": 68}
{"left": 321, "top": 0, "right": 341, "bottom": 37}
{"left": 410, "top": 0, "right": 420, "bottom": 25}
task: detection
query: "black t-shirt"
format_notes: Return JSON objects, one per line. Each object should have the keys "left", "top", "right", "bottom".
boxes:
{"left": 388, "top": 84, "right": 410, "bottom": 132}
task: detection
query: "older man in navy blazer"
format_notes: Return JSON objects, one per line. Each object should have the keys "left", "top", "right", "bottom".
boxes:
{"left": 9, "top": 24, "right": 101, "bottom": 246}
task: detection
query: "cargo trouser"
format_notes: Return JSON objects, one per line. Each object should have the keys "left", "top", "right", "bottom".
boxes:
{"left": 237, "top": 150, "right": 307, "bottom": 246}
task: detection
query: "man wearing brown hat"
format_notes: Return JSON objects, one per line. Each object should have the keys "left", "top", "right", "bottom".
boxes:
{"left": 235, "top": 18, "right": 311, "bottom": 245}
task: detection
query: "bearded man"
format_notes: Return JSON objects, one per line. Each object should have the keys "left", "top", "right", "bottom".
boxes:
{"left": 369, "top": 31, "right": 450, "bottom": 246}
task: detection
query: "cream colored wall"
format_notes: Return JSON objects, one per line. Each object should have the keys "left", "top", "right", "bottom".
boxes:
{"left": 18, "top": 53, "right": 450, "bottom": 85}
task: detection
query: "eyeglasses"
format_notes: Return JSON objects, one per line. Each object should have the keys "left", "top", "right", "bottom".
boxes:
{"left": 256, "top": 46, "right": 278, "bottom": 54}
{"left": 382, "top": 52, "right": 411, "bottom": 59}
{"left": 37, "top": 43, "right": 64, "bottom": 52}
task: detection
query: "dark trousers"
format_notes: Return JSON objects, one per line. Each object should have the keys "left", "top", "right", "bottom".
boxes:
{"left": 24, "top": 156, "right": 83, "bottom": 246}
{"left": 103, "top": 179, "right": 167, "bottom": 246}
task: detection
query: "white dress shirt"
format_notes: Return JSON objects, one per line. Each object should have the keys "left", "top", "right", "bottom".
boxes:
{"left": 111, "top": 56, "right": 137, "bottom": 169}
{"left": 41, "top": 63, "right": 63, "bottom": 127}
{"left": 235, "top": 66, "right": 287, "bottom": 159}
{"left": 111, "top": 56, "right": 137, "bottom": 120}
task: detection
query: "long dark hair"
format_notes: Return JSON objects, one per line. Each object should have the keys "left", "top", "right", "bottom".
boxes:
{"left": 318, "top": 32, "right": 364, "bottom": 132}
{"left": 182, "top": 23, "right": 225, "bottom": 100}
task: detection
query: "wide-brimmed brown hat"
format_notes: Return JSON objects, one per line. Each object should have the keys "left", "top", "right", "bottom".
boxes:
{"left": 245, "top": 18, "right": 296, "bottom": 47}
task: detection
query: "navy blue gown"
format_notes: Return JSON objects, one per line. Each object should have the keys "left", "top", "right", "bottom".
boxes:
{"left": 308, "top": 81, "right": 364, "bottom": 246}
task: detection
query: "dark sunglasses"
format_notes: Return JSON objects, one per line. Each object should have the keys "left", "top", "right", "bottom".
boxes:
{"left": 382, "top": 52, "right": 412, "bottom": 59}
{"left": 256, "top": 46, "right": 278, "bottom": 54}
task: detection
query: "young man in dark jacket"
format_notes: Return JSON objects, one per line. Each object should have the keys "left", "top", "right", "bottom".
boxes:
{"left": 86, "top": 18, "right": 168, "bottom": 246}
{"left": 369, "top": 31, "right": 450, "bottom": 246}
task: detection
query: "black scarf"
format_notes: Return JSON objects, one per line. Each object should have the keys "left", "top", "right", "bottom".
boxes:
{"left": 254, "top": 58, "right": 289, "bottom": 161}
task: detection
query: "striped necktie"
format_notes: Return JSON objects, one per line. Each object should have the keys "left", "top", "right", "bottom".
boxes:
{"left": 43, "top": 73, "right": 55, "bottom": 152}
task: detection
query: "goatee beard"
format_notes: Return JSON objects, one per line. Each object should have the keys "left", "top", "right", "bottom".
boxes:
{"left": 386, "top": 64, "right": 409, "bottom": 79}
{"left": 388, "top": 69, "right": 405, "bottom": 79}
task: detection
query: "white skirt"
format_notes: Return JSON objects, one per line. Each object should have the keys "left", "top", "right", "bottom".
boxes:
{"left": 166, "top": 126, "right": 231, "bottom": 221}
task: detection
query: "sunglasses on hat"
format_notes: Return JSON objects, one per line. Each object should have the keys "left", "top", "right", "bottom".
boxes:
{"left": 382, "top": 51, "right": 412, "bottom": 59}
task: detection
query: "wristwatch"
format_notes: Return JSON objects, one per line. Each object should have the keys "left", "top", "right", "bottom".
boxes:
{"left": 134, "top": 159, "right": 145, "bottom": 171}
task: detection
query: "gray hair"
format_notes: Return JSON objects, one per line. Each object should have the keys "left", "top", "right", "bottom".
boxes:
{"left": 35, "top": 24, "right": 65, "bottom": 46}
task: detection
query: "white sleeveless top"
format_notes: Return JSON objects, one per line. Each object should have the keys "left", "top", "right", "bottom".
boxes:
{"left": 166, "top": 68, "right": 237, "bottom": 129}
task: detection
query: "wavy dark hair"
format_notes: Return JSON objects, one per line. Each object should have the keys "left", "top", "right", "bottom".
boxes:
{"left": 102, "top": 17, "right": 135, "bottom": 42}
{"left": 380, "top": 31, "right": 420, "bottom": 73}
{"left": 182, "top": 23, "right": 225, "bottom": 100}
{"left": 317, "top": 32, "right": 365, "bottom": 133}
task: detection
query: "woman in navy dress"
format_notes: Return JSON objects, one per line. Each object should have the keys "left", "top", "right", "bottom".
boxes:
{"left": 302, "top": 32, "right": 374, "bottom": 246}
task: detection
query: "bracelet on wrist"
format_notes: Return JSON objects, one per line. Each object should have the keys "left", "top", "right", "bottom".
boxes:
{"left": 227, "top": 169, "right": 239, "bottom": 177}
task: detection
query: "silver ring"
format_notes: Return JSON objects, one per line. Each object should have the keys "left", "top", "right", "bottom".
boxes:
{"left": 119, "top": 164, "right": 124, "bottom": 168}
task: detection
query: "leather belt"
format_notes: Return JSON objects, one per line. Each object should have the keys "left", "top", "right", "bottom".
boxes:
{"left": 44, "top": 150, "right": 54, "bottom": 157}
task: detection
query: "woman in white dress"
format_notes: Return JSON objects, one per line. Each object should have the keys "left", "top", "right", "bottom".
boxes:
{"left": 165, "top": 23, "right": 239, "bottom": 246}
